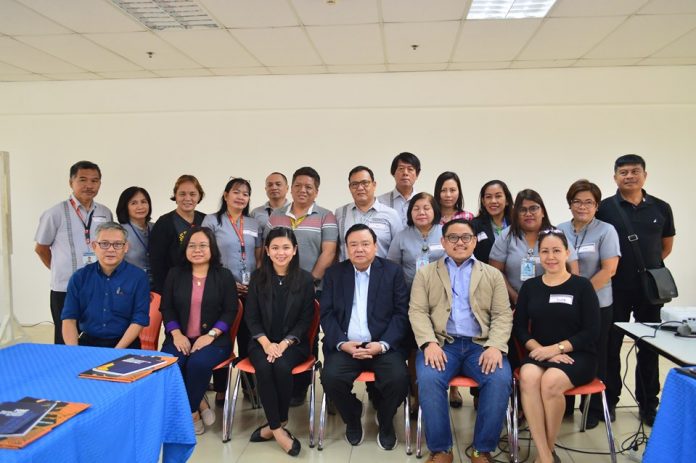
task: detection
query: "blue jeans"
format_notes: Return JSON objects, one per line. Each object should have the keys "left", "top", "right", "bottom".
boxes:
{"left": 416, "top": 337, "right": 511, "bottom": 453}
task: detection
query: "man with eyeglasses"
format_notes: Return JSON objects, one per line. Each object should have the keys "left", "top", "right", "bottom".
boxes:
{"left": 377, "top": 152, "right": 421, "bottom": 227}
{"left": 409, "top": 219, "right": 513, "bottom": 463}
{"left": 35, "top": 160, "right": 113, "bottom": 344}
{"left": 336, "top": 165, "right": 403, "bottom": 261}
{"left": 61, "top": 222, "right": 150, "bottom": 349}
{"left": 596, "top": 154, "right": 675, "bottom": 426}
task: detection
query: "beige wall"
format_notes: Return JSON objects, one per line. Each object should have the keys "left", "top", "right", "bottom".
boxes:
{"left": 1, "top": 66, "right": 694, "bottom": 323}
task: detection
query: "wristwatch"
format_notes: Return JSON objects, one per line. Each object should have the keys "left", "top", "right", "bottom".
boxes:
{"left": 557, "top": 343, "right": 565, "bottom": 353}
{"left": 207, "top": 329, "right": 218, "bottom": 339}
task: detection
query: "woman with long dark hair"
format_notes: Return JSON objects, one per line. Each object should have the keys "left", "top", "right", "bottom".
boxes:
{"left": 244, "top": 227, "right": 314, "bottom": 456}
{"left": 434, "top": 171, "right": 474, "bottom": 224}
{"left": 472, "top": 180, "right": 513, "bottom": 264}
{"left": 116, "top": 186, "right": 153, "bottom": 281}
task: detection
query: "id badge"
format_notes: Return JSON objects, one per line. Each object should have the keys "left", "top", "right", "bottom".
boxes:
{"left": 82, "top": 251, "right": 96, "bottom": 265}
{"left": 241, "top": 270, "right": 251, "bottom": 285}
{"left": 416, "top": 254, "right": 430, "bottom": 271}
{"left": 520, "top": 257, "right": 536, "bottom": 281}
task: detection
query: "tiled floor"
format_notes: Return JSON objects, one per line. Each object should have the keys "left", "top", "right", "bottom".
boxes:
{"left": 18, "top": 323, "right": 671, "bottom": 462}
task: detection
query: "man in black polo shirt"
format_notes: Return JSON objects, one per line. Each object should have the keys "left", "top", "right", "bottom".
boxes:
{"left": 596, "top": 154, "right": 675, "bottom": 426}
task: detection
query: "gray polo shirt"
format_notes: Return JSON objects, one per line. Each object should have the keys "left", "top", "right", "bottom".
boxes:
{"left": 377, "top": 188, "right": 416, "bottom": 227}
{"left": 202, "top": 214, "right": 263, "bottom": 282}
{"left": 250, "top": 199, "right": 290, "bottom": 235}
{"left": 556, "top": 219, "right": 621, "bottom": 308}
{"left": 34, "top": 195, "right": 113, "bottom": 292}
{"left": 123, "top": 221, "right": 153, "bottom": 274}
{"left": 489, "top": 227, "right": 578, "bottom": 293}
{"left": 335, "top": 200, "right": 404, "bottom": 261}
{"left": 387, "top": 224, "right": 445, "bottom": 288}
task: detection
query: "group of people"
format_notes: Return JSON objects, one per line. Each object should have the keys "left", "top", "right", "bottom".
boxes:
{"left": 34, "top": 152, "right": 675, "bottom": 463}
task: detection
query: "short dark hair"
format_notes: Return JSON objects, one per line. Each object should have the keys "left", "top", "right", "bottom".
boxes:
{"left": 434, "top": 171, "right": 463, "bottom": 212}
{"left": 406, "top": 192, "right": 441, "bottom": 226}
{"left": 116, "top": 186, "right": 153, "bottom": 224}
{"left": 70, "top": 161, "right": 101, "bottom": 179}
{"left": 390, "top": 152, "right": 421, "bottom": 176}
{"left": 267, "top": 172, "right": 288, "bottom": 184}
{"left": 215, "top": 178, "right": 252, "bottom": 225}
{"left": 345, "top": 223, "right": 377, "bottom": 244}
{"left": 292, "top": 166, "right": 321, "bottom": 188}
{"left": 538, "top": 228, "right": 569, "bottom": 250}
{"left": 180, "top": 226, "right": 222, "bottom": 269}
{"left": 170, "top": 174, "right": 205, "bottom": 202}
{"left": 509, "top": 189, "right": 552, "bottom": 239}
{"left": 476, "top": 180, "right": 513, "bottom": 223}
{"left": 348, "top": 165, "right": 375, "bottom": 182}
{"left": 442, "top": 218, "right": 474, "bottom": 237}
{"left": 566, "top": 179, "right": 602, "bottom": 205}
{"left": 614, "top": 154, "right": 646, "bottom": 171}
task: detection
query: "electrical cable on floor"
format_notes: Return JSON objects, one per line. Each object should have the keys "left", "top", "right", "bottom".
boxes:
{"left": 20, "top": 320, "right": 54, "bottom": 328}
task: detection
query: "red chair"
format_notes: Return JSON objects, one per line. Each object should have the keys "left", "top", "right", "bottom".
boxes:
{"left": 414, "top": 376, "right": 515, "bottom": 461}
{"left": 139, "top": 292, "right": 162, "bottom": 351}
{"left": 223, "top": 300, "right": 321, "bottom": 445}
{"left": 317, "top": 370, "right": 412, "bottom": 454}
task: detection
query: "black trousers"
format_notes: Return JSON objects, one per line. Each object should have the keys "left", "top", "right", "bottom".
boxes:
{"left": 588, "top": 305, "right": 613, "bottom": 416}
{"left": 248, "top": 343, "right": 308, "bottom": 429}
{"left": 321, "top": 350, "right": 408, "bottom": 427}
{"left": 50, "top": 290, "right": 67, "bottom": 345}
{"left": 607, "top": 289, "right": 661, "bottom": 410}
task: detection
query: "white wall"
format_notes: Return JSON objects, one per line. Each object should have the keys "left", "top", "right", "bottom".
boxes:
{"left": 1, "top": 66, "right": 694, "bottom": 324}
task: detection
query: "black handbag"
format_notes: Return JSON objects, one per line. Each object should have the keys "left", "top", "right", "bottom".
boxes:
{"left": 613, "top": 196, "right": 678, "bottom": 305}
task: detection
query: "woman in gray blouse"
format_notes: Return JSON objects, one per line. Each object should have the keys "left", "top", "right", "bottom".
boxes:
{"left": 116, "top": 186, "right": 153, "bottom": 283}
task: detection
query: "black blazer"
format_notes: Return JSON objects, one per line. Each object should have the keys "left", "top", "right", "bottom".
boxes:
{"left": 319, "top": 257, "right": 409, "bottom": 355}
{"left": 160, "top": 265, "right": 238, "bottom": 349}
{"left": 472, "top": 216, "right": 495, "bottom": 264}
{"left": 149, "top": 209, "right": 206, "bottom": 294}
{"left": 244, "top": 269, "right": 315, "bottom": 350}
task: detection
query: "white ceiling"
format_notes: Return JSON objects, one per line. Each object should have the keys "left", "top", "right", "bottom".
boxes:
{"left": 0, "top": 0, "right": 695, "bottom": 82}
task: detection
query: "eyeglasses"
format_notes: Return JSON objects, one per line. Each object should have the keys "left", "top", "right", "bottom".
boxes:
{"left": 187, "top": 243, "right": 210, "bottom": 251}
{"left": 570, "top": 199, "right": 596, "bottom": 209}
{"left": 96, "top": 241, "right": 126, "bottom": 250}
{"left": 349, "top": 180, "right": 372, "bottom": 190}
{"left": 444, "top": 233, "right": 474, "bottom": 244}
{"left": 538, "top": 228, "right": 564, "bottom": 237}
{"left": 517, "top": 205, "right": 541, "bottom": 215}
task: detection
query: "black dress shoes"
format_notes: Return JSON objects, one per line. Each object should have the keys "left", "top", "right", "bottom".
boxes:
{"left": 640, "top": 407, "right": 657, "bottom": 427}
{"left": 249, "top": 423, "right": 272, "bottom": 442}
{"left": 284, "top": 428, "right": 301, "bottom": 456}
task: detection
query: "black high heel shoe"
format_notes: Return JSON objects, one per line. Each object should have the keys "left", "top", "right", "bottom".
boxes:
{"left": 283, "top": 428, "right": 301, "bottom": 457}
{"left": 249, "top": 423, "right": 272, "bottom": 442}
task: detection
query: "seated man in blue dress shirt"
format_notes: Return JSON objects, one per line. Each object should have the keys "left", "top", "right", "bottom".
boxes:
{"left": 409, "top": 219, "right": 513, "bottom": 463}
{"left": 62, "top": 222, "right": 150, "bottom": 348}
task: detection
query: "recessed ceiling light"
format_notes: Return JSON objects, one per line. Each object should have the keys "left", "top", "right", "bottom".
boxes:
{"left": 467, "top": 0, "right": 558, "bottom": 20}
{"left": 111, "top": 0, "right": 219, "bottom": 30}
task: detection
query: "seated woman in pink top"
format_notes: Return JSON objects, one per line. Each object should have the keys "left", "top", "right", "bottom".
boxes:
{"left": 160, "top": 226, "right": 238, "bottom": 435}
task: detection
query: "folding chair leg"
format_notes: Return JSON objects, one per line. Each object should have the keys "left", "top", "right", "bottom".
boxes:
{"left": 318, "top": 392, "right": 327, "bottom": 450}
{"left": 222, "top": 368, "right": 242, "bottom": 442}
{"left": 601, "top": 391, "right": 617, "bottom": 463}
{"left": 506, "top": 400, "right": 514, "bottom": 462}
{"left": 240, "top": 371, "right": 259, "bottom": 409}
{"left": 415, "top": 406, "right": 423, "bottom": 458}
{"left": 309, "top": 364, "right": 317, "bottom": 448}
{"left": 512, "top": 378, "right": 519, "bottom": 463}
{"left": 405, "top": 395, "right": 412, "bottom": 455}
{"left": 580, "top": 393, "right": 592, "bottom": 432}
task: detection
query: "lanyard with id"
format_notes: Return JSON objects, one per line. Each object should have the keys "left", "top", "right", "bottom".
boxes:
{"left": 520, "top": 248, "right": 537, "bottom": 282}
{"left": 70, "top": 198, "right": 96, "bottom": 264}
{"left": 416, "top": 240, "right": 430, "bottom": 271}
{"left": 228, "top": 214, "right": 250, "bottom": 285}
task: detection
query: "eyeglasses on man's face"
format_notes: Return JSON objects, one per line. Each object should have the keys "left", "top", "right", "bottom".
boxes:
{"left": 349, "top": 180, "right": 373, "bottom": 190}
{"left": 96, "top": 241, "right": 126, "bottom": 250}
{"left": 444, "top": 233, "right": 474, "bottom": 244}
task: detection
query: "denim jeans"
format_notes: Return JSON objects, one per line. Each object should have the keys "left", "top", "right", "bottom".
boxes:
{"left": 416, "top": 337, "right": 511, "bottom": 453}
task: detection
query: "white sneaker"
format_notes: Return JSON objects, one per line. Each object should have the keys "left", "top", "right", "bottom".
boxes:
{"left": 201, "top": 407, "right": 216, "bottom": 426}
{"left": 193, "top": 418, "right": 205, "bottom": 435}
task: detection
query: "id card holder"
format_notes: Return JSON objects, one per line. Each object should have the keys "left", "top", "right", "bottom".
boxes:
{"left": 416, "top": 253, "right": 430, "bottom": 271}
{"left": 82, "top": 251, "right": 96, "bottom": 265}
{"left": 520, "top": 257, "right": 536, "bottom": 281}
{"left": 241, "top": 270, "right": 251, "bottom": 285}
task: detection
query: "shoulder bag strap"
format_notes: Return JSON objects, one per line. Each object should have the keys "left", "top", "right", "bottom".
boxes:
{"left": 612, "top": 195, "right": 647, "bottom": 272}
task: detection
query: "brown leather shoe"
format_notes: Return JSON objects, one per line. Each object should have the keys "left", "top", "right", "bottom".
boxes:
{"left": 427, "top": 450, "right": 454, "bottom": 463}
{"left": 470, "top": 450, "right": 494, "bottom": 463}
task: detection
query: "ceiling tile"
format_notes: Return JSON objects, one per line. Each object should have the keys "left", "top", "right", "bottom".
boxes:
{"left": 292, "top": 0, "right": 378, "bottom": 25}
{"left": 210, "top": 67, "right": 270, "bottom": 76}
{"left": 381, "top": 0, "right": 466, "bottom": 22}
{"left": 639, "top": 0, "right": 696, "bottom": 14}
{"left": 639, "top": 56, "right": 696, "bottom": 65}
{"left": 232, "top": 27, "right": 322, "bottom": 66}
{"left": 268, "top": 65, "right": 327, "bottom": 74}
{"left": 0, "top": 73, "right": 47, "bottom": 81}
{"left": 42, "top": 72, "right": 100, "bottom": 80}
{"left": 510, "top": 59, "right": 577, "bottom": 68}
{"left": 550, "top": 0, "right": 648, "bottom": 17}
{"left": 328, "top": 64, "right": 387, "bottom": 73}
{"left": 519, "top": 16, "right": 626, "bottom": 60}
{"left": 0, "top": 60, "right": 30, "bottom": 73}
{"left": 86, "top": 32, "right": 202, "bottom": 69}
{"left": 16, "top": 0, "right": 145, "bottom": 33}
{"left": 98, "top": 70, "right": 158, "bottom": 79}
{"left": 156, "top": 29, "right": 259, "bottom": 67}
{"left": 585, "top": 14, "right": 696, "bottom": 58}
{"left": 574, "top": 58, "right": 642, "bottom": 67}
{"left": 17, "top": 34, "right": 141, "bottom": 72}
{"left": 199, "top": 0, "right": 298, "bottom": 27}
{"left": 154, "top": 69, "right": 214, "bottom": 77}
{"left": 385, "top": 21, "right": 460, "bottom": 63}
{"left": 306, "top": 24, "right": 383, "bottom": 65}
{"left": 0, "top": 0, "right": 69, "bottom": 35}
{"left": 0, "top": 36, "right": 83, "bottom": 73}
{"left": 388, "top": 63, "right": 448, "bottom": 71}
{"left": 452, "top": 19, "right": 541, "bottom": 62}
{"left": 652, "top": 27, "right": 696, "bottom": 57}
{"left": 448, "top": 61, "right": 510, "bottom": 70}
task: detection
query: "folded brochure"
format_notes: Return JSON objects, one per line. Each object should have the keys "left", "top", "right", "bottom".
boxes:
{"left": 0, "top": 400, "right": 56, "bottom": 437}
{"left": 80, "top": 354, "right": 177, "bottom": 382}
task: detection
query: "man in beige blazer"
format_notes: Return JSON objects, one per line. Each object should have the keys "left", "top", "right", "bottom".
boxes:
{"left": 409, "top": 219, "right": 513, "bottom": 463}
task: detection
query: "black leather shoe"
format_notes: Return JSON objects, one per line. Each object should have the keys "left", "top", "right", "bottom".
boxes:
{"left": 345, "top": 421, "right": 364, "bottom": 446}
{"left": 377, "top": 422, "right": 397, "bottom": 450}
{"left": 584, "top": 413, "right": 600, "bottom": 430}
{"left": 249, "top": 423, "right": 272, "bottom": 442}
{"left": 284, "top": 428, "right": 301, "bottom": 456}
{"left": 640, "top": 407, "right": 657, "bottom": 427}
{"left": 598, "top": 406, "right": 616, "bottom": 423}
{"left": 289, "top": 394, "right": 305, "bottom": 407}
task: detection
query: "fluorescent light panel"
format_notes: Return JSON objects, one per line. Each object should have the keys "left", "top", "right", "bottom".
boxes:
{"left": 111, "top": 0, "right": 219, "bottom": 30}
{"left": 467, "top": 0, "right": 557, "bottom": 19}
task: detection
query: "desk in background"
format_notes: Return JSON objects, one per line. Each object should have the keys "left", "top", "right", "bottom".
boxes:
{"left": 614, "top": 322, "right": 696, "bottom": 366}
{"left": 0, "top": 343, "right": 195, "bottom": 463}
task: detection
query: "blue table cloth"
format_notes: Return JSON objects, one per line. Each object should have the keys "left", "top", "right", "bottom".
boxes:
{"left": 644, "top": 368, "right": 696, "bottom": 463}
{"left": 0, "top": 343, "right": 195, "bottom": 463}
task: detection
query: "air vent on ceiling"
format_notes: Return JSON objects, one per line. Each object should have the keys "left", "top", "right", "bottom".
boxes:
{"left": 111, "top": 0, "right": 219, "bottom": 30}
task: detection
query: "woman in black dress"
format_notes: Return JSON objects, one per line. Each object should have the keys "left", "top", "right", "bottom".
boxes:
{"left": 513, "top": 229, "right": 600, "bottom": 463}
{"left": 244, "top": 227, "right": 315, "bottom": 457}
